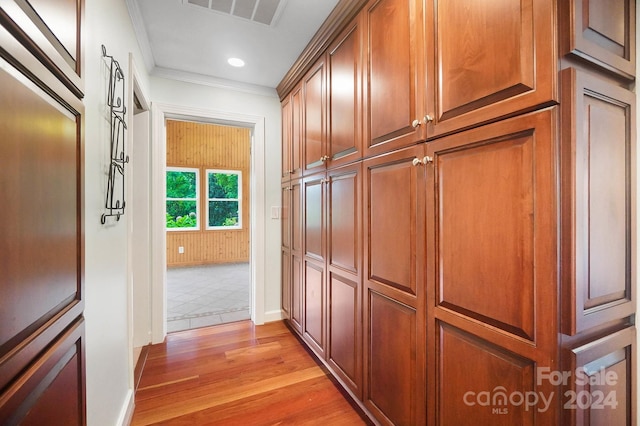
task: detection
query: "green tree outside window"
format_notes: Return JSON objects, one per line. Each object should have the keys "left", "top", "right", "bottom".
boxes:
{"left": 166, "top": 168, "right": 198, "bottom": 229}
{"left": 207, "top": 170, "right": 241, "bottom": 228}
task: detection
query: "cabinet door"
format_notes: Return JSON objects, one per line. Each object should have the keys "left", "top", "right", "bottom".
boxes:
{"left": 363, "top": 0, "right": 426, "bottom": 157}
{"left": 426, "top": 110, "right": 559, "bottom": 424}
{"left": 0, "top": 35, "right": 85, "bottom": 414}
{"left": 560, "top": 68, "right": 635, "bottom": 335}
{"left": 281, "top": 183, "right": 292, "bottom": 318}
{"left": 281, "top": 96, "right": 292, "bottom": 181}
{"left": 291, "top": 84, "right": 303, "bottom": 180}
{"left": 326, "top": 163, "right": 362, "bottom": 397}
{"left": 425, "top": 0, "right": 555, "bottom": 138}
{"left": 303, "top": 173, "right": 326, "bottom": 355}
{"left": 303, "top": 60, "right": 327, "bottom": 175}
{"left": 0, "top": 0, "right": 84, "bottom": 96}
{"left": 363, "top": 145, "right": 427, "bottom": 425}
{"left": 563, "top": 327, "right": 635, "bottom": 425}
{"left": 561, "top": 0, "right": 635, "bottom": 79}
{"left": 327, "top": 18, "right": 362, "bottom": 168}
{"left": 290, "top": 180, "right": 303, "bottom": 334}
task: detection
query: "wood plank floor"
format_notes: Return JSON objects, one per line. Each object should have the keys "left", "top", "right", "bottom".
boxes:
{"left": 131, "top": 320, "right": 371, "bottom": 425}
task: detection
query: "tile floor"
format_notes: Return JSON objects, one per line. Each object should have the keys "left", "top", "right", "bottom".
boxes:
{"left": 166, "top": 262, "right": 250, "bottom": 333}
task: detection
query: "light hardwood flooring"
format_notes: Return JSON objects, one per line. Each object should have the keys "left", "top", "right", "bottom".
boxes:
{"left": 131, "top": 320, "right": 371, "bottom": 425}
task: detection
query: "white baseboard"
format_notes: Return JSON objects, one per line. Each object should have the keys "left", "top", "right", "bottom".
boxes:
{"left": 263, "top": 309, "right": 283, "bottom": 323}
{"left": 117, "top": 389, "right": 135, "bottom": 426}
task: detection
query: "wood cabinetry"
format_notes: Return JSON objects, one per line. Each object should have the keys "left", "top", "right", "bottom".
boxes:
{"left": 0, "top": 0, "right": 85, "bottom": 423}
{"left": 279, "top": 0, "right": 636, "bottom": 424}
{"left": 363, "top": 145, "right": 426, "bottom": 425}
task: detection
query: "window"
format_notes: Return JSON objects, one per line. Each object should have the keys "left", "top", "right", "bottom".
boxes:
{"left": 207, "top": 169, "right": 241, "bottom": 229}
{"left": 166, "top": 167, "right": 199, "bottom": 230}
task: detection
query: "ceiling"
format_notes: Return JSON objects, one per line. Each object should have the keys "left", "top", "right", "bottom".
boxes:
{"left": 128, "top": 0, "right": 340, "bottom": 93}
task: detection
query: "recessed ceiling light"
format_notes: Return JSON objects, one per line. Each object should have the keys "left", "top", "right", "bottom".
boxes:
{"left": 228, "top": 57, "right": 245, "bottom": 67}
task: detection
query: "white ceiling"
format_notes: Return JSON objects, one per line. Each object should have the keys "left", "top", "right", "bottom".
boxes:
{"left": 128, "top": 0, "right": 340, "bottom": 93}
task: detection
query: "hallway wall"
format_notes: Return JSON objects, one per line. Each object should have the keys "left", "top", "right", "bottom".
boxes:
{"left": 83, "top": 0, "right": 150, "bottom": 424}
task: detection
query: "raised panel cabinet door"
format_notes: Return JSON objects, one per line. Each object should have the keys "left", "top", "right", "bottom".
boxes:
{"left": 561, "top": 0, "right": 636, "bottom": 79}
{"left": 363, "top": 145, "right": 426, "bottom": 425}
{"left": 281, "top": 250, "right": 291, "bottom": 320}
{"left": 304, "top": 260, "right": 325, "bottom": 356}
{"left": 303, "top": 59, "right": 327, "bottom": 175}
{"left": 425, "top": 0, "right": 555, "bottom": 138}
{"left": 365, "top": 291, "right": 420, "bottom": 426}
{"left": 0, "top": 0, "right": 84, "bottom": 96}
{"left": 290, "top": 254, "right": 303, "bottom": 335}
{"left": 303, "top": 174, "right": 325, "bottom": 261}
{"left": 0, "top": 318, "right": 85, "bottom": 425}
{"left": 290, "top": 179, "right": 302, "bottom": 254}
{"left": 281, "top": 182, "right": 291, "bottom": 249}
{"left": 291, "top": 84, "right": 303, "bottom": 179}
{"left": 326, "top": 162, "right": 362, "bottom": 396}
{"left": 364, "top": 0, "right": 426, "bottom": 157}
{"left": 436, "top": 323, "right": 537, "bottom": 425}
{"left": 428, "top": 110, "right": 557, "bottom": 344}
{"left": 0, "top": 49, "right": 84, "bottom": 393}
{"left": 327, "top": 17, "right": 362, "bottom": 168}
{"left": 281, "top": 96, "right": 293, "bottom": 181}
{"left": 560, "top": 68, "right": 635, "bottom": 336}
{"left": 563, "top": 327, "right": 635, "bottom": 425}
{"left": 363, "top": 145, "right": 426, "bottom": 306}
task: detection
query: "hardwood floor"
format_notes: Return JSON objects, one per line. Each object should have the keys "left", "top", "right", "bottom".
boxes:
{"left": 131, "top": 320, "right": 371, "bottom": 425}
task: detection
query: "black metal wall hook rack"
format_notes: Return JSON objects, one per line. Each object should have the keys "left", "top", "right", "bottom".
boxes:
{"left": 101, "top": 44, "right": 129, "bottom": 224}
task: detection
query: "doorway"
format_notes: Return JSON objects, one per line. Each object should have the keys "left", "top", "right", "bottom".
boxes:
{"left": 164, "top": 119, "right": 251, "bottom": 332}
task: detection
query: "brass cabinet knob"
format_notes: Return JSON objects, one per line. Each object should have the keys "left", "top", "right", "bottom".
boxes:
{"left": 424, "top": 114, "right": 434, "bottom": 123}
{"left": 412, "top": 119, "right": 421, "bottom": 128}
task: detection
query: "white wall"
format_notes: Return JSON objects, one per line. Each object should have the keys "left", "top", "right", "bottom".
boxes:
{"left": 150, "top": 77, "right": 283, "bottom": 321}
{"left": 83, "top": 0, "right": 150, "bottom": 424}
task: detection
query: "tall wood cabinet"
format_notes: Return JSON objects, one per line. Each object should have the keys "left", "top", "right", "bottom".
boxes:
{"left": 0, "top": 0, "right": 85, "bottom": 424}
{"left": 279, "top": 0, "right": 636, "bottom": 424}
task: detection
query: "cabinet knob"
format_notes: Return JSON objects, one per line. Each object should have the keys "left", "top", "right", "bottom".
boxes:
{"left": 412, "top": 119, "right": 422, "bottom": 128}
{"left": 424, "top": 114, "right": 434, "bottom": 123}
{"left": 412, "top": 156, "right": 433, "bottom": 166}
{"left": 320, "top": 155, "right": 330, "bottom": 162}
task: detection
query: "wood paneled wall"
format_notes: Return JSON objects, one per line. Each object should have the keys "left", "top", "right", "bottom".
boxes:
{"left": 166, "top": 120, "right": 250, "bottom": 267}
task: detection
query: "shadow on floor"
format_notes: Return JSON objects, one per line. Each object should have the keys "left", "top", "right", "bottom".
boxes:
{"left": 166, "top": 262, "right": 250, "bottom": 333}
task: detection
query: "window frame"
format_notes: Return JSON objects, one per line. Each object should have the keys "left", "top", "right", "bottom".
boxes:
{"left": 166, "top": 166, "right": 200, "bottom": 231}
{"left": 206, "top": 168, "right": 242, "bottom": 230}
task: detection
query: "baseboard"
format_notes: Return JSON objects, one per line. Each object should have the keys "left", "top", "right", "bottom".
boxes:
{"left": 117, "top": 389, "right": 135, "bottom": 426}
{"left": 263, "top": 309, "right": 283, "bottom": 323}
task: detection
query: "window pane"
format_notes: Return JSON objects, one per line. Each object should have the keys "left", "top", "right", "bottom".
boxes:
{"left": 166, "top": 201, "right": 197, "bottom": 228}
{"left": 208, "top": 173, "right": 238, "bottom": 199}
{"left": 208, "top": 200, "right": 239, "bottom": 227}
{"left": 167, "top": 171, "right": 197, "bottom": 198}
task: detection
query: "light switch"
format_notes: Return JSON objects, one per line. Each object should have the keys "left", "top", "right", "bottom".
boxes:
{"left": 178, "top": 246, "right": 184, "bottom": 254}
{"left": 271, "top": 206, "right": 280, "bottom": 219}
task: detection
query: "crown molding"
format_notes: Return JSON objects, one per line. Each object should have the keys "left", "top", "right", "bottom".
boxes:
{"left": 276, "top": 0, "right": 368, "bottom": 100}
{"left": 125, "top": 0, "right": 155, "bottom": 73}
{"left": 152, "top": 67, "right": 279, "bottom": 98}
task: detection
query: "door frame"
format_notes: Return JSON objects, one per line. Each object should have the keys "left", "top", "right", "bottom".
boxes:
{"left": 150, "top": 102, "right": 266, "bottom": 343}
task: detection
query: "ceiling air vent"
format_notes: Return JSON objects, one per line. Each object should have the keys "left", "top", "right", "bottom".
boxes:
{"left": 185, "top": 0, "right": 287, "bottom": 27}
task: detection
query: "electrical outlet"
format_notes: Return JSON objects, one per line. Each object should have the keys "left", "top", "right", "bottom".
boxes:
{"left": 178, "top": 246, "right": 184, "bottom": 254}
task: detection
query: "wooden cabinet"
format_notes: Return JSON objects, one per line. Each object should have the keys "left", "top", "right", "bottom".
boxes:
{"left": 303, "top": 61, "right": 327, "bottom": 175}
{"left": 563, "top": 327, "right": 636, "bottom": 425}
{"left": 363, "top": 0, "right": 426, "bottom": 156}
{"left": 363, "top": 145, "right": 427, "bottom": 425}
{"left": 560, "top": 68, "right": 636, "bottom": 335}
{"left": 281, "top": 85, "right": 303, "bottom": 181}
{"left": 327, "top": 18, "right": 363, "bottom": 168}
{"left": 560, "top": 0, "right": 636, "bottom": 79}
{"left": 426, "top": 109, "right": 559, "bottom": 425}
{"left": 0, "top": 0, "right": 85, "bottom": 422}
{"left": 424, "top": 0, "right": 556, "bottom": 138}
{"left": 326, "top": 163, "right": 362, "bottom": 397}
{"left": 279, "top": 0, "right": 636, "bottom": 424}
